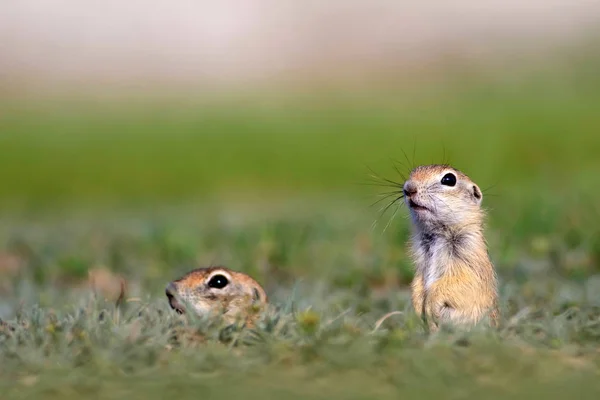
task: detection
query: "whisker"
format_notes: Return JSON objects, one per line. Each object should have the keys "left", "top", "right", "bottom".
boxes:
{"left": 401, "top": 148, "right": 413, "bottom": 172}
{"left": 390, "top": 159, "right": 408, "bottom": 182}
{"left": 371, "top": 193, "right": 398, "bottom": 207}
{"left": 370, "top": 192, "right": 404, "bottom": 208}
{"left": 366, "top": 166, "right": 403, "bottom": 187}
{"left": 382, "top": 203, "right": 400, "bottom": 233}
{"left": 371, "top": 194, "right": 405, "bottom": 233}
{"left": 481, "top": 182, "right": 501, "bottom": 198}
{"left": 388, "top": 154, "right": 410, "bottom": 171}
{"left": 379, "top": 195, "right": 404, "bottom": 218}
{"left": 358, "top": 181, "right": 402, "bottom": 189}
{"left": 376, "top": 189, "right": 404, "bottom": 195}
{"left": 369, "top": 218, "right": 379, "bottom": 233}
{"left": 367, "top": 179, "right": 402, "bottom": 188}
{"left": 442, "top": 144, "right": 451, "bottom": 166}
{"left": 364, "top": 158, "right": 412, "bottom": 234}
{"left": 390, "top": 157, "right": 409, "bottom": 172}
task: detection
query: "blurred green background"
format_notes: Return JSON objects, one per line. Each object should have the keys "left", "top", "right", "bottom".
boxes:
{"left": 2, "top": 54, "right": 600, "bottom": 208}
{"left": 2, "top": 3, "right": 600, "bottom": 398}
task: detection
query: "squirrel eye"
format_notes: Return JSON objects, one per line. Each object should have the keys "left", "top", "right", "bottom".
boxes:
{"left": 207, "top": 274, "right": 229, "bottom": 289}
{"left": 441, "top": 173, "right": 457, "bottom": 187}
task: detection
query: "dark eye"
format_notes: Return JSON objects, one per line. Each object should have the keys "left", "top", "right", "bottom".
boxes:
{"left": 207, "top": 274, "right": 229, "bottom": 289}
{"left": 441, "top": 173, "right": 457, "bottom": 187}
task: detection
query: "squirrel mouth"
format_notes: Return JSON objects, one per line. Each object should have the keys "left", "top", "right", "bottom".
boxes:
{"left": 168, "top": 297, "right": 185, "bottom": 314}
{"left": 165, "top": 288, "right": 185, "bottom": 314}
{"left": 408, "top": 199, "right": 429, "bottom": 212}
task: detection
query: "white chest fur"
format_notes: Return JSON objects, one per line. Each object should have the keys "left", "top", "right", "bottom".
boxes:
{"left": 415, "top": 236, "right": 451, "bottom": 291}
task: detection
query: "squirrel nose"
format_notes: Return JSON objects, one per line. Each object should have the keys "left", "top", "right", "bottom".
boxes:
{"left": 403, "top": 182, "right": 417, "bottom": 197}
{"left": 165, "top": 282, "right": 177, "bottom": 298}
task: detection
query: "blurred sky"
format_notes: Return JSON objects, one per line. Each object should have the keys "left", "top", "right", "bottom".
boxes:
{"left": 2, "top": 1, "right": 600, "bottom": 93}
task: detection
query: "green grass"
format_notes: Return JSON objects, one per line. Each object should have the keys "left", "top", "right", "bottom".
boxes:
{"left": 1, "top": 52, "right": 600, "bottom": 398}
{"left": 1, "top": 203, "right": 600, "bottom": 399}
{"left": 1, "top": 51, "right": 600, "bottom": 209}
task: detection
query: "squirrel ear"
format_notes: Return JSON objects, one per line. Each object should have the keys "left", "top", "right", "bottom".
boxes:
{"left": 472, "top": 185, "right": 482, "bottom": 204}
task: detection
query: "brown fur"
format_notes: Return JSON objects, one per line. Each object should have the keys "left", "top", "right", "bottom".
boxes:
{"left": 166, "top": 266, "right": 268, "bottom": 327}
{"left": 403, "top": 164, "right": 499, "bottom": 331}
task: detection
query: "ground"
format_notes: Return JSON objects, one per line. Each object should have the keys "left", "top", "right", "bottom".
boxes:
{"left": 0, "top": 55, "right": 600, "bottom": 399}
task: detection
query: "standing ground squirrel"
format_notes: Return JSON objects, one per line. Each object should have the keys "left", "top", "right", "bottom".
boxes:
{"left": 402, "top": 164, "right": 499, "bottom": 331}
{"left": 166, "top": 266, "right": 268, "bottom": 326}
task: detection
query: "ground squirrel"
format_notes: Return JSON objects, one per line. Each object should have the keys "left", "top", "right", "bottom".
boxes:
{"left": 401, "top": 164, "right": 499, "bottom": 331}
{"left": 165, "top": 266, "right": 268, "bottom": 326}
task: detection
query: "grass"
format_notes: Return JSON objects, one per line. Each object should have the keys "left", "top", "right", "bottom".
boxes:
{"left": 1, "top": 51, "right": 600, "bottom": 398}
{"left": 1, "top": 202, "right": 600, "bottom": 399}
{"left": 1, "top": 50, "right": 600, "bottom": 209}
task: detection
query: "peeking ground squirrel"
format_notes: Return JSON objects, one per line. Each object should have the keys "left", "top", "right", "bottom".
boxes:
{"left": 401, "top": 164, "right": 499, "bottom": 331}
{"left": 166, "top": 266, "right": 268, "bottom": 326}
